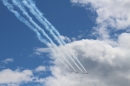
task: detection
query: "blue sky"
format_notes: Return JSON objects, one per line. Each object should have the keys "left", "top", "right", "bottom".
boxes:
{"left": 1, "top": 0, "right": 130, "bottom": 86}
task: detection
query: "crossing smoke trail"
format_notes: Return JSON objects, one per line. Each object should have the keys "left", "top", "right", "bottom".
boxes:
{"left": 1, "top": 0, "right": 72, "bottom": 72}
{"left": 11, "top": 0, "right": 77, "bottom": 72}
{"left": 22, "top": 0, "right": 84, "bottom": 73}
{"left": 24, "top": 0, "right": 87, "bottom": 73}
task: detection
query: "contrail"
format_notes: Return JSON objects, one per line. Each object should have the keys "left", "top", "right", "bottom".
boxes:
{"left": 24, "top": 0, "right": 87, "bottom": 73}
{"left": 12, "top": 0, "right": 77, "bottom": 72}
{"left": 1, "top": 0, "right": 47, "bottom": 44}
{"left": 22, "top": 0, "right": 84, "bottom": 72}
{"left": 11, "top": 0, "right": 76, "bottom": 72}
{"left": 29, "top": 0, "right": 88, "bottom": 73}
{"left": 2, "top": 0, "right": 72, "bottom": 72}
{"left": 11, "top": 0, "right": 77, "bottom": 72}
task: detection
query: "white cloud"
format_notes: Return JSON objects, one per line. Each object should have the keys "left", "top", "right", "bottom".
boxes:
{"left": 59, "top": 35, "right": 71, "bottom": 43}
{"left": 118, "top": 33, "right": 130, "bottom": 49}
{"left": 35, "top": 66, "right": 46, "bottom": 72}
{"left": 37, "top": 33, "right": 130, "bottom": 86}
{"left": 71, "top": 37, "right": 77, "bottom": 41}
{"left": 71, "top": 0, "right": 130, "bottom": 39}
{"left": 35, "top": 48, "right": 51, "bottom": 55}
{"left": 1, "top": 58, "right": 14, "bottom": 64}
{"left": 0, "top": 69, "right": 33, "bottom": 85}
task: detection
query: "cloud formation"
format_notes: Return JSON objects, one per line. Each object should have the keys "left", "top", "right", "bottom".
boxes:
{"left": 0, "top": 69, "right": 33, "bottom": 86}
{"left": 35, "top": 66, "right": 46, "bottom": 72}
{"left": 59, "top": 36, "right": 71, "bottom": 43}
{"left": 39, "top": 35, "right": 130, "bottom": 86}
{"left": 34, "top": 1, "right": 130, "bottom": 86}
{"left": 1, "top": 58, "right": 14, "bottom": 64}
{"left": 71, "top": 0, "right": 130, "bottom": 39}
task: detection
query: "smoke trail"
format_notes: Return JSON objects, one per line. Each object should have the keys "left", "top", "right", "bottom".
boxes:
{"left": 2, "top": 0, "right": 72, "bottom": 72}
{"left": 23, "top": 0, "right": 86, "bottom": 72}
{"left": 1, "top": 0, "right": 47, "bottom": 44}
{"left": 22, "top": 0, "right": 84, "bottom": 73}
{"left": 11, "top": 0, "right": 77, "bottom": 72}
{"left": 44, "top": 15, "right": 88, "bottom": 73}
{"left": 12, "top": 0, "right": 76, "bottom": 72}
{"left": 29, "top": 0, "right": 88, "bottom": 73}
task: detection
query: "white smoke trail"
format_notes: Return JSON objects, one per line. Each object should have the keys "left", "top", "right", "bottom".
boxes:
{"left": 22, "top": 0, "right": 84, "bottom": 73}
{"left": 2, "top": 0, "right": 72, "bottom": 72}
{"left": 11, "top": 0, "right": 77, "bottom": 72}
{"left": 1, "top": 0, "right": 47, "bottom": 44}
{"left": 31, "top": 0, "right": 88, "bottom": 73}
{"left": 12, "top": 0, "right": 77, "bottom": 72}
{"left": 24, "top": 0, "right": 87, "bottom": 72}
